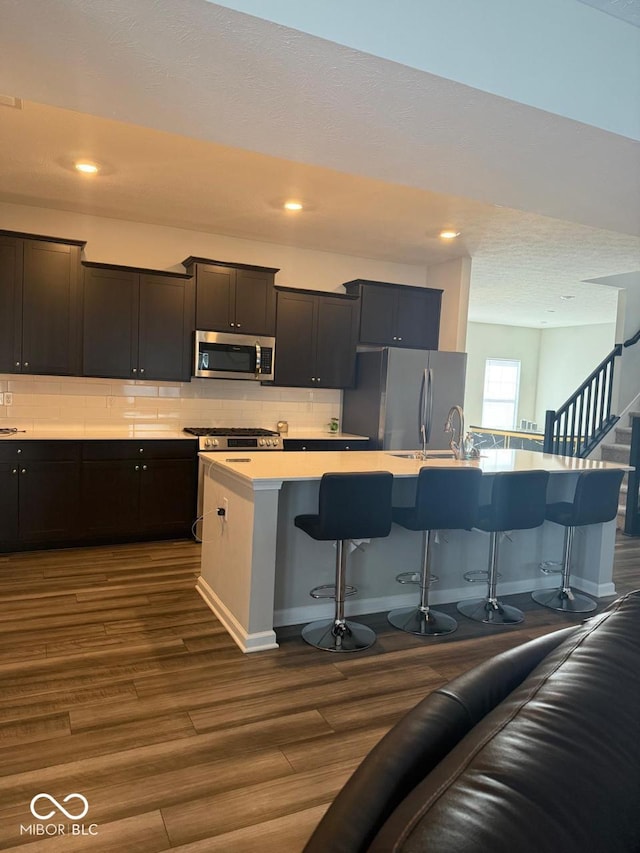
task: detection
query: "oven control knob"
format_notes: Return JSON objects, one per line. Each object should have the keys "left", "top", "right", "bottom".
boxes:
{"left": 274, "top": 438, "right": 279, "bottom": 445}
{"left": 213, "top": 439, "right": 219, "bottom": 446}
{"left": 204, "top": 438, "right": 212, "bottom": 448}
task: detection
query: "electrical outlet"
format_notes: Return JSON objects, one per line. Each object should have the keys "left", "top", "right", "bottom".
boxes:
{"left": 4, "top": 392, "right": 12, "bottom": 406}
{"left": 222, "top": 497, "right": 229, "bottom": 523}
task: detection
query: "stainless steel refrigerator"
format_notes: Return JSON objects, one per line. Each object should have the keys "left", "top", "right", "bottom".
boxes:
{"left": 342, "top": 348, "right": 467, "bottom": 451}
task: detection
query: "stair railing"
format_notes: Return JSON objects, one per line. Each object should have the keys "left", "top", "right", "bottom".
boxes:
{"left": 544, "top": 344, "right": 622, "bottom": 457}
{"left": 624, "top": 415, "right": 640, "bottom": 535}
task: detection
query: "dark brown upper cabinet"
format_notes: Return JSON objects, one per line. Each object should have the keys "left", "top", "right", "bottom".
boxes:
{"left": 274, "top": 288, "right": 359, "bottom": 388}
{"left": 82, "top": 262, "right": 195, "bottom": 382}
{"left": 182, "top": 257, "right": 278, "bottom": 337}
{"left": 0, "top": 231, "right": 84, "bottom": 375}
{"left": 344, "top": 279, "right": 442, "bottom": 350}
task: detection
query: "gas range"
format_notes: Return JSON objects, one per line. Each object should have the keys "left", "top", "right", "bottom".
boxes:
{"left": 183, "top": 427, "right": 282, "bottom": 451}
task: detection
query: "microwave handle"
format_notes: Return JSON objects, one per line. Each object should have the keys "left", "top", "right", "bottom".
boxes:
{"left": 255, "top": 341, "right": 261, "bottom": 377}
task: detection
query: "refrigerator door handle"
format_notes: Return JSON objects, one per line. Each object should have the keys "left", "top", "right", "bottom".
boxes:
{"left": 425, "top": 368, "right": 434, "bottom": 443}
{"left": 418, "top": 369, "right": 427, "bottom": 447}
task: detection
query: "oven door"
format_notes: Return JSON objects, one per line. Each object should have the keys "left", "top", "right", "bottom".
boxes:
{"left": 194, "top": 331, "right": 275, "bottom": 381}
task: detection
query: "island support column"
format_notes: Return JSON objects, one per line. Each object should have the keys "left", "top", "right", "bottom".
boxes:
{"left": 196, "top": 460, "right": 283, "bottom": 652}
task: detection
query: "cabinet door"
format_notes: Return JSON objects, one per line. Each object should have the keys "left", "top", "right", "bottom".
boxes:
{"left": 359, "top": 284, "right": 395, "bottom": 345}
{"left": 0, "top": 461, "right": 20, "bottom": 548}
{"left": 234, "top": 269, "right": 276, "bottom": 335}
{"left": 195, "top": 265, "right": 233, "bottom": 331}
{"left": 21, "top": 240, "right": 81, "bottom": 375}
{"left": 81, "top": 460, "right": 140, "bottom": 538}
{"left": 138, "top": 458, "right": 197, "bottom": 535}
{"left": 138, "top": 274, "right": 194, "bottom": 381}
{"left": 395, "top": 288, "right": 441, "bottom": 349}
{"left": 274, "top": 291, "right": 317, "bottom": 387}
{"left": 83, "top": 266, "right": 138, "bottom": 378}
{"left": 18, "top": 460, "right": 80, "bottom": 544}
{"left": 314, "top": 296, "right": 358, "bottom": 387}
{"left": 0, "top": 236, "right": 23, "bottom": 374}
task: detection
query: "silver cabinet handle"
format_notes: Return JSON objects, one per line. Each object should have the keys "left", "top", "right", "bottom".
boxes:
{"left": 15, "top": 361, "right": 20, "bottom": 368}
{"left": 393, "top": 336, "right": 397, "bottom": 341}
{"left": 11, "top": 468, "right": 18, "bottom": 474}
{"left": 230, "top": 322, "right": 235, "bottom": 327}
{"left": 134, "top": 464, "right": 140, "bottom": 471}
{"left": 139, "top": 368, "right": 145, "bottom": 375}
{"left": 132, "top": 368, "right": 137, "bottom": 374}
{"left": 139, "top": 447, "right": 144, "bottom": 453}
{"left": 23, "top": 362, "right": 29, "bottom": 368}
{"left": 142, "top": 464, "right": 147, "bottom": 470}
{"left": 20, "top": 468, "right": 26, "bottom": 474}
{"left": 397, "top": 337, "right": 402, "bottom": 342}
{"left": 16, "top": 448, "right": 22, "bottom": 454}
{"left": 236, "top": 323, "right": 241, "bottom": 328}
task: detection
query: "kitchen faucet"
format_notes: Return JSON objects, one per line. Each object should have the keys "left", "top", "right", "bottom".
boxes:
{"left": 445, "top": 405, "right": 465, "bottom": 460}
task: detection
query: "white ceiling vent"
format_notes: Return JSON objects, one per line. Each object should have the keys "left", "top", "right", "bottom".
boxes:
{"left": 0, "top": 94, "right": 23, "bottom": 109}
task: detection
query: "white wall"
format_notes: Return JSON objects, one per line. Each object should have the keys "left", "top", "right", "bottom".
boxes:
{"left": 426, "top": 256, "right": 471, "bottom": 352}
{"left": 465, "top": 321, "right": 617, "bottom": 431}
{"left": 0, "top": 201, "right": 467, "bottom": 433}
{"left": 464, "top": 324, "right": 541, "bottom": 428}
{"left": 535, "top": 323, "right": 616, "bottom": 425}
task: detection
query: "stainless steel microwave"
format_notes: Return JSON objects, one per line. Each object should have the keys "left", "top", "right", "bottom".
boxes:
{"left": 194, "top": 331, "right": 275, "bottom": 381}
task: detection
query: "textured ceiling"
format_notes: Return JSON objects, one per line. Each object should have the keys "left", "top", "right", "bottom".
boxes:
{"left": 0, "top": 0, "right": 639, "bottom": 328}
{"left": 577, "top": 0, "right": 640, "bottom": 27}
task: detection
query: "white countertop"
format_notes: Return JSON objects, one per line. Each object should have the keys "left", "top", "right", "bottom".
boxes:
{"left": 282, "top": 430, "right": 369, "bottom": 441}
{"left": 200, "top": 448, "right": 631, "bottom": 484}
{"left": 0, "top": 428, "right": 196, "bottom": 441}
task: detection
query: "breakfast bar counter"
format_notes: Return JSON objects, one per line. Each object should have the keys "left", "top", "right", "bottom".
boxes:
{"left": 196, "top": 450, "right": 628, "bottom": 652}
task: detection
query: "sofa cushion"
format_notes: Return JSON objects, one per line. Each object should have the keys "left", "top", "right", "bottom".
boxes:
{"left": 370, "top": 590, "right": 640, "bottom": 853}
{"left": 303, "top": 627, "right": 574, "bottom": 853}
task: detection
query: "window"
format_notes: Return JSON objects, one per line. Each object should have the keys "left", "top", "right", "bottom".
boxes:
{"left": 482, "top": 358, "right": 520, "bottom": 429}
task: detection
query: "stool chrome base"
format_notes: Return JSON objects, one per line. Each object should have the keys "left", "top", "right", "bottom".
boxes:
{"left": 457, "top": 597, "right": 524, "bottom": 625}
{"left": 301, "top": 618, "right": 376, "bottom": 652}
{"left": 531, "top": 587, "right": 597, "bottom": 613}
{"left": 388, "top": 606, "right": 457, "bottom": 636}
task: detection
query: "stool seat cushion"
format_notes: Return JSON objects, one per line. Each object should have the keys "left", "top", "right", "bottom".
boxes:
{"left": 545, "top": 501, "right": 576, "bottom": 527}
{"left": 294, "top": 514, "right": 325, "bottom": 540}
{"left": 476, "top": 470, "right": 549, "bottom": 532}
{"left": 392, "top": 467, "right": 482, "bottom": 532}
{"left": 294, "top": 471, "right": 393, "bottom": 542}
{"left": 547, "top": 469, "right": 624, "bottom": 528}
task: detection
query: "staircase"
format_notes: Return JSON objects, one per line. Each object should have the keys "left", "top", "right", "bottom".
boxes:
{"left": 599, "top": 413, "right": 636, "bottom": 529}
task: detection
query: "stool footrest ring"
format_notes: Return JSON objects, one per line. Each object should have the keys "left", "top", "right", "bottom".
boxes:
{"left": 310, "top": 583, "right": 357, "bottom": 600}
{"left": 463, "top": 570, "right": 502, "bottom": 583}
{"left": 395, "top": 571, "right": 437, "bottom": 585}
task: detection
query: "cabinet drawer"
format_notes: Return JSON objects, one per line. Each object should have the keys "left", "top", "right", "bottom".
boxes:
{"left": 283, "top": 439, "right": 369, "bottom": 451}
{"left": 82, "top": 439, "right": 197, "bottom": 461}
{"left": 0, "top": 441, "right": 81, "bottom": 462}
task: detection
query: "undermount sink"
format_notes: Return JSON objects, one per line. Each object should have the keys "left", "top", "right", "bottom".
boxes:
{"left": 386, "top": 450, "right": 456, "bottom": 460}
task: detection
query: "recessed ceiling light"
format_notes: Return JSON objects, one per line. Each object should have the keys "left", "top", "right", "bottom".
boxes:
{"left": 74, "top": 161, "right": 100, "bottom": 175}
{"left": 560, "top": 295, "right": 575, "bottom": 301}
{"left": 439, "top": 230, "right": 461, "bottom": 239}
{"left": 547, "top": 309, "right": 556, "bottom": 313}
{"left": 283, "top": 201, "right": 303, "bottom": 211}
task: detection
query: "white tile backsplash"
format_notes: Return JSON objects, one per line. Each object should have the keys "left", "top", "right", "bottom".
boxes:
{"left": 0, "top": 374, "right": 342, "bottom": 434}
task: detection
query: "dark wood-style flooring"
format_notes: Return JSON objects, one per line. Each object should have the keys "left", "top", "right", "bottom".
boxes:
{"left": 0, "top": 535, "right": 637, "bottom": 851}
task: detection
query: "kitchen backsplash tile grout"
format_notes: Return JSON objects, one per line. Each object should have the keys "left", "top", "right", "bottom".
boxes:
{"left": 0, "top": 373, "right": 342, "bottom": 433}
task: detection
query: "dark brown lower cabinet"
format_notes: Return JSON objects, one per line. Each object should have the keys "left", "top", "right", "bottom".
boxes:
{"left": 81, "top": 440, "right": 198, "bottom": 543}
{"left": 0, "top": 441, "right": 81, "bottom": 551}
{"left": 0, "top": 439, "right": 197, "bottom": 553}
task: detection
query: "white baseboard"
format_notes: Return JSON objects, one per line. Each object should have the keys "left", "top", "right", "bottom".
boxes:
{"left": 196, "top": 577, "right": 279, "bottom": 653}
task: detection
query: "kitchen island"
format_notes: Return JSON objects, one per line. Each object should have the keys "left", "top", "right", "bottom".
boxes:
{"left": 196, "top": 449, "right": 628, "bottom": 652}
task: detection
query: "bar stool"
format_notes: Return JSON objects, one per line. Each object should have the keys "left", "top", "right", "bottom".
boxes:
{"left": 532, "top": 468, "right": 624, "bottom": 613}
{"left": 457, "top": 470, "right": 549, "bottom": 625}
{"left": 295, "top": 471, "right": 394, "bottom": 652}
{"left": 388, "top": 467, "right": 482, "bottom": 636}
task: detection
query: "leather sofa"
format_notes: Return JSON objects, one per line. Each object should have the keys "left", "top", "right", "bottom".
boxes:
{"left": 303, "top": 590, "right": 640, "bottom": 853}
